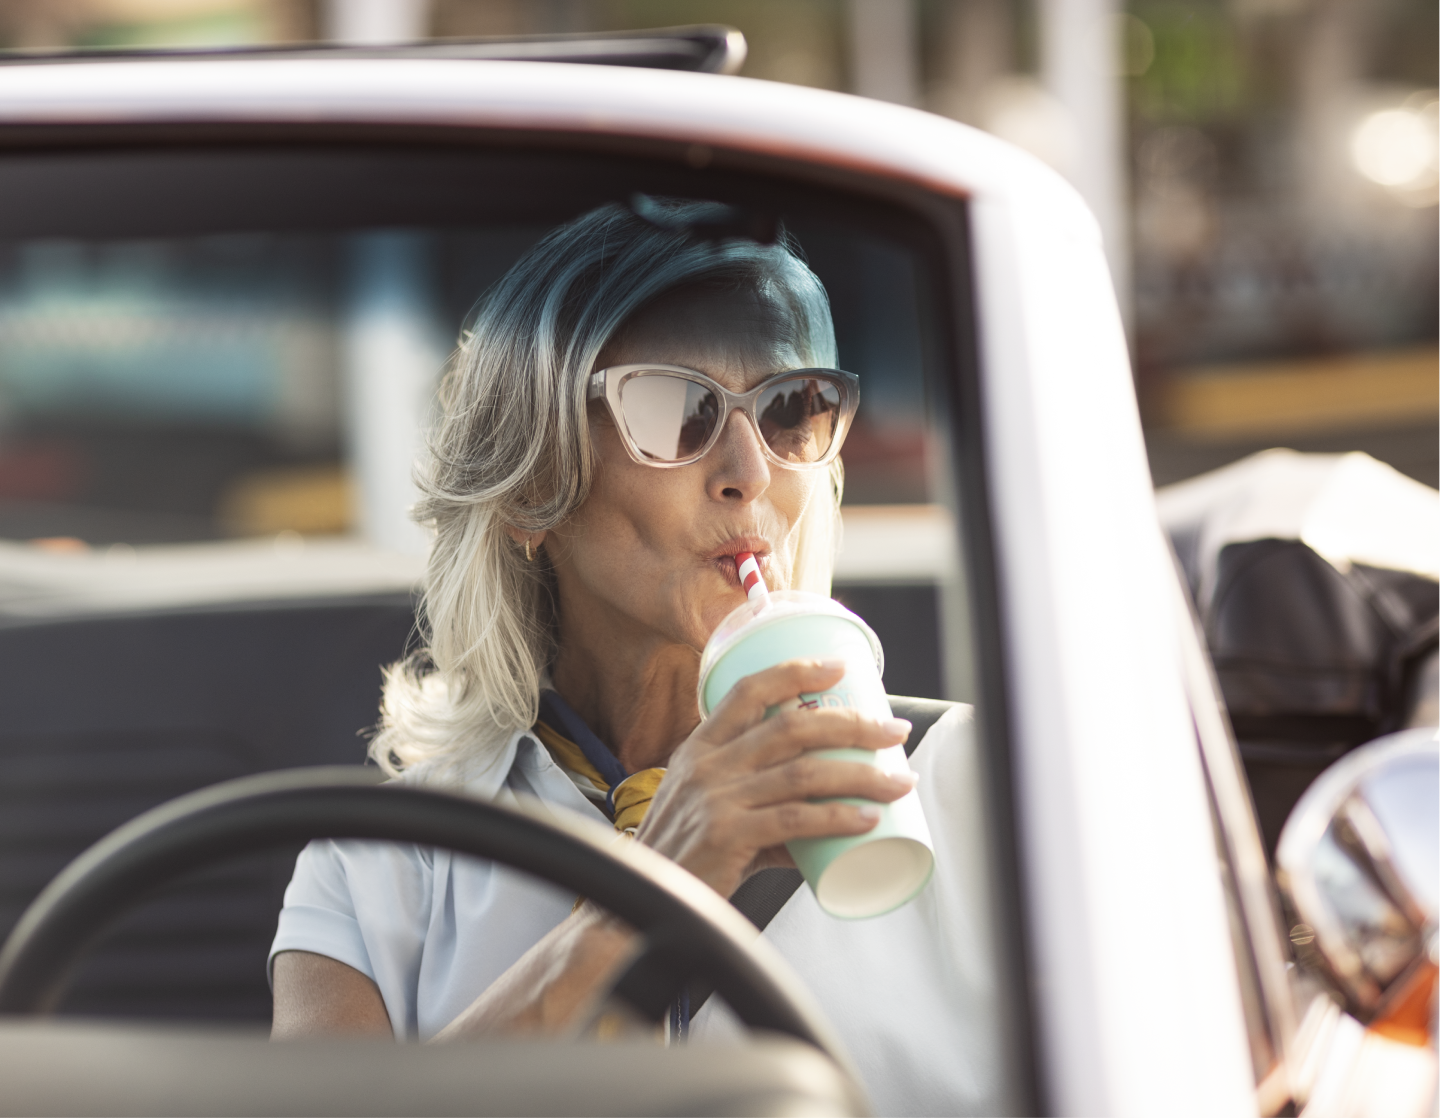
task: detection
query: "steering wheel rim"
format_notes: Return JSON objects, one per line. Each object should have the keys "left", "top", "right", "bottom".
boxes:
{"left": 0, "top": 767, "right": 852, "bottom": 1071}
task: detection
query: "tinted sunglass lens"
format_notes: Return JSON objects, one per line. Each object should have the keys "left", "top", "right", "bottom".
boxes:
{"left": 757, "top": 377, "right": 843, "bottom": 462}
{"left": 619, "top": 374, "right": 720, "bottom": 461}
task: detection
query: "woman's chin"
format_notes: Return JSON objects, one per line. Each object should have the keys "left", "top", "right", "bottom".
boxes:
{"left": 693, "top": 583, "right": 747, "bottom": 641}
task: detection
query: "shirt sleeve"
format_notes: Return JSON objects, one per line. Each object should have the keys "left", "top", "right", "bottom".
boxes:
{"left": 269, "top": 837, "right": 436, "bottom": 1040}
{"left": 268, "top": 839, "right": 376, "bottom": 988}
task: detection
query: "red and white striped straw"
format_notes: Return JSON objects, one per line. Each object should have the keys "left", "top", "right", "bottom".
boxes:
{"left": 735, "top": 551, "right": 769, "bottom": 605}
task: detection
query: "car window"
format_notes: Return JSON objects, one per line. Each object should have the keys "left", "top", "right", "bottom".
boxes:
{"left": 0, "top": 140, "right": 1027, "bottom": 1108}
{"left": 0, "top": 146, "right": 968, "bottom": 688}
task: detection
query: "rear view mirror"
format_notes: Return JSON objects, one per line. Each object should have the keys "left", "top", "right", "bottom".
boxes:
{"left": 1277, "top": 729, "right": 1438, "bottom": 1046}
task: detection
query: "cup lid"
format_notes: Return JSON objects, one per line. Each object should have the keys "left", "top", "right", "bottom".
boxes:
{"left": 698, "top": 589, "right": 884, "bottom": 699}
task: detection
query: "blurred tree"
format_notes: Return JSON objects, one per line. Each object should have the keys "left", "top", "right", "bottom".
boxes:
{"left": 1131, "top": 2, "right": 1246, "bottom": 123}
{"left": 0, "top": 0, "right": 314, "bottom": 49}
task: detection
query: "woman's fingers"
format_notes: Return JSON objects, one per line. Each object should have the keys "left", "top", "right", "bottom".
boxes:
{"left": 742, "top": 799, "right": 888, "bottom": 850}
{"left": 640, "top": 658, "right": 918, "bottom": 897}
{"left": 722, "top": 706, "right": 911, "bottom": 773}
{"left": 698, "top": 658, "right": 850, "bottom": 741}
{"left": 735, "top": 754, "right": 918, "bottom": 809}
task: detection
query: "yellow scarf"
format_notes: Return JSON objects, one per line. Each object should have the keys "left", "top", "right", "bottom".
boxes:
{"left": 532, "top": 719, "right": 665, "bottom": 835}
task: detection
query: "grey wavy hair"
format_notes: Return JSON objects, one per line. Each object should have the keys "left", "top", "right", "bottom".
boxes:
{"left": 370, "top": 200, "right": 843, "bottom": 783}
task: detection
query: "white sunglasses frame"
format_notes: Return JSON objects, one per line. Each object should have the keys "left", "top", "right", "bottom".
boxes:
{"left": 586, "top": 363, "right": 860, "bottom": 469}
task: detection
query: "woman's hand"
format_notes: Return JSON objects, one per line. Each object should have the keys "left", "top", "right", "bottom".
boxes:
{"left": 634, "top": 659, "right": 916, "bottom": 899}
{"left": 416, "top": 661, "right": 913, "bottom": 1045}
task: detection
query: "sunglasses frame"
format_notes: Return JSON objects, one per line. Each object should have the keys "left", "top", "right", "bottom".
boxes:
{"left": 586, "top": 363, "right": 860, "bottom": 470}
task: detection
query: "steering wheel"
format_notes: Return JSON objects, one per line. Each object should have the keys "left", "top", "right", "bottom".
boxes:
{"left": 0, "top": 767, "right": 850, "bottom": 1067}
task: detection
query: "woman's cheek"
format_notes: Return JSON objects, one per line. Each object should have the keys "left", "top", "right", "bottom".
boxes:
{"left": 780, "top": 477, "right": 818, "bottom": 587}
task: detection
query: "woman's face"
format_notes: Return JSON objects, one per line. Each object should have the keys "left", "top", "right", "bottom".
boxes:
{"left": 546, "top": 284, "right": 824, "bottom": 655}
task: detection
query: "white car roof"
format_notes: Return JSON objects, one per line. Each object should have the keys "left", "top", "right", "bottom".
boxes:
{"left": 0, "top": 56, "right": 1090, "bottom": 237}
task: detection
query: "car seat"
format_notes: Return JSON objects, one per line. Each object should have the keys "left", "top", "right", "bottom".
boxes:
{"left": 1159, "top": 450, "right": 1439, "bottom": 857}
{"left": 0, "top": 593, "right": 415, "bottom": 1020}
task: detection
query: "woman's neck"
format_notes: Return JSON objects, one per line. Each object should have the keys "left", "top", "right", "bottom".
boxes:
{"left": 548, "top": 614, "right": 702, "bottom": 774}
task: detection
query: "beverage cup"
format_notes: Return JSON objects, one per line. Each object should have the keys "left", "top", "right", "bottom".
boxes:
{"left": 698, "top": 590, "right": 934, "bottom": 919}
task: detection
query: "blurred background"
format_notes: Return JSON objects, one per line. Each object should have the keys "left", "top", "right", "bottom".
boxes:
{"left": 0, "top": 0, "right": 1431, "bottom": 547}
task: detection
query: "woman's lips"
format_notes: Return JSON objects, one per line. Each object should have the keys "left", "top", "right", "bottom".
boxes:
{"left": 707, "top": 535, "right": 772, "bottom": 561}
{"left": 711, "top": 556, "right": 748, "bottom": 590}
{"left": 707, "top": 538, "right": 772, "bottom": 590}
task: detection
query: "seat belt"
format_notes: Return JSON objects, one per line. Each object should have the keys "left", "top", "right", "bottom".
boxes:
{"left": 687, "top": 695, "right": 955, "bottom": 1018}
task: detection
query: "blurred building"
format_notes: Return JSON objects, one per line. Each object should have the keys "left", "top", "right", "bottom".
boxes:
{"left": 1123, "top": 0, "right": 1436, "bottom": 492}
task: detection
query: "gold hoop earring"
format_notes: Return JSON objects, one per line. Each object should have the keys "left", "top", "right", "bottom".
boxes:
{"left": 524, "top": 537, "right": 534, "bottom": 563}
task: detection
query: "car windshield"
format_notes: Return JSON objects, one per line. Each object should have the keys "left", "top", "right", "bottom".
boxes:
{"left": 0, "top": 142, "right": 1028, "bottom": 1109}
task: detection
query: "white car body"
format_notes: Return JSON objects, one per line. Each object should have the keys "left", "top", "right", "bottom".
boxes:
{"left": 0, "top": 57, "right": 1259, "bottom": 1115}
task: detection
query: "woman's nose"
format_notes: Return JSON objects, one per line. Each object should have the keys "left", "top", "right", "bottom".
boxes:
{"left": 705, "top": 408, "right": 771, "bottom": 502}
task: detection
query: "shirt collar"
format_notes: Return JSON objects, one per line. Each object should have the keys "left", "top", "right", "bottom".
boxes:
{"left": 535, "top": 688, "right": 630, "bottom": 816}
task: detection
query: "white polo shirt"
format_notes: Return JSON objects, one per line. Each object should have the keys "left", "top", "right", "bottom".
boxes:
{"left": 269, "top": 704, "right": 1005, "bottom": 1117}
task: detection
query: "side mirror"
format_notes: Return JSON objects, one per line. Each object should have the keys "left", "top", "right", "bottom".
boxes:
{"left": 1277, "top": 729, "right": 1438, "bottom": 1046}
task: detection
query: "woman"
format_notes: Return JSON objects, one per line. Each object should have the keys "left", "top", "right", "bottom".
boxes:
{"left": 270, "top": 202, "right": 996, "bottom": 1114}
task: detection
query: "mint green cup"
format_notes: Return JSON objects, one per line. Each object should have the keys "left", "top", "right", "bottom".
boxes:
{"left": 699, "top": 590, "right": 935, "bottom": 919}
